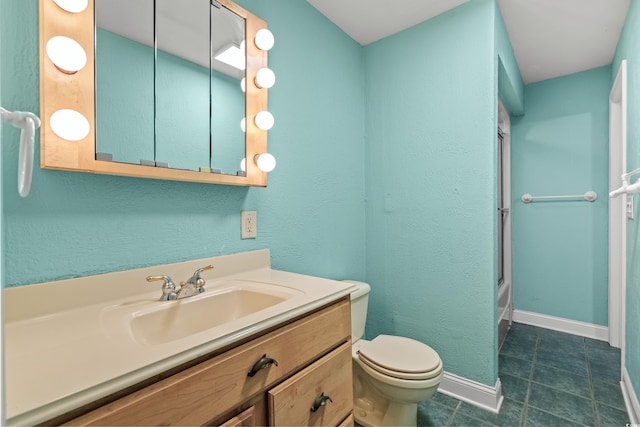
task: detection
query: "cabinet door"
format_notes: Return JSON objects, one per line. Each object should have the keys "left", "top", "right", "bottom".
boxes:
{"left": 219, "top": 406, "right": 254, "bottom": 427}
{"left": 268, "top": 342, "right": 353, "bottom": 426}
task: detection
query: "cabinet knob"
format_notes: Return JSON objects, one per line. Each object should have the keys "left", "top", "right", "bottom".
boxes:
{"left": 310, "top": 392, "right": 333, "bottom": 413}
{"left": 247, "top": 354, "right": 278, "bottom": 377}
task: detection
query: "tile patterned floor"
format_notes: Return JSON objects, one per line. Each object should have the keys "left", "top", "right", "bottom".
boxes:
{"left": 417, "top": 323, "right": 630, "bottom": 427}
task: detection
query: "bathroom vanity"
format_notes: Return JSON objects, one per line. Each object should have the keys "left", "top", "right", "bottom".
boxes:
{"left": 5, "top": 250, "right": 355, "bottom": 426}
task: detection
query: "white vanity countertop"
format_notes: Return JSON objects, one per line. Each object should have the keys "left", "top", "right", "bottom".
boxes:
{"left": 4, "top": 249, "right": 355, "bottom": 426}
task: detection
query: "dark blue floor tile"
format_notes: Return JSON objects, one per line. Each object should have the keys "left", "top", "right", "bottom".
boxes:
{"left": 432, "top": 391, "right": 463, "bottom": 409}
{"left": 536, "top": 347, "right": 589, "bottom": 377}
{"left": 449, "top": 412, "right": 496, "bottom": 427}
{"left": 537, "top": 328, "right": 585, "bottom": 346}
{"left": 456, "top": 399, "right": 523, "bottom": 427}
{"left": 584, "top": 337, "right": 612, "bottom": 349}
{"left": 589, "top": 358, "right": 622, "bottom": 384}
{"left": 499, "top": 354, "right": 534, "bottom": 379}
{"left": 592, "top": 379, "right": 626, "bottom": 410}
{"left": 500, "top": 337, "right": 537, "bottom": 361}
{"left": 524, "top": 406, "right": 582, "bottom": 427}
{"left": 531, "top": 363, "right": 591, "bottom": 398}
{"left": 587, "top": 345, "right": 622, "bottom": 364}
{"left": 597, "top": 402, "right": 630, "bottom": 426}
{"left": 527, "top": 383, "right": 595, "bottom": 426}
{"left": 510, "top": 322, "right": 543, "bottom": 337}
{"left": 418, "top": 400, "right": 456, "bottom": 427}
{"left": 537, "top": 335, "right": 585, "bottom": 358}
{"left": 500, "top": 373, "right": 529, "bottom": 403}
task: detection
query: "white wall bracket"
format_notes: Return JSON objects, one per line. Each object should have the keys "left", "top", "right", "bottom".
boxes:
{"left": 0, "top": 107, "right": 41, "bottom": 197}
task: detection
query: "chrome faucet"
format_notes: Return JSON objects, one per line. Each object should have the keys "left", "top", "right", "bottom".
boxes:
{"left": 146, "top": 275, "right": 178, "bottom": 301}
{"left": 146, "top": 265, "right": 214, "bottom": 301}
{"left": 177, "top": 265, "right": 214, "bottom": 299}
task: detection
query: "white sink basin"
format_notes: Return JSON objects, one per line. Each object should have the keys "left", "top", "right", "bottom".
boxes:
{"left": 129, "top": 282, "right": 303, "bottom": 345}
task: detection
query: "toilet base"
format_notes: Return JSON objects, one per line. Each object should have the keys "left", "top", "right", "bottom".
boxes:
{"left": 354, "top": 397, "right": 418, "bottom": 427}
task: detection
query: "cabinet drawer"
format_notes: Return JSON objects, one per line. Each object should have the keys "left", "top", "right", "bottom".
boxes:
{"left": 268, "top": 342, "right": 353, "bottom": 426}
{"left": 219, "top": 406, "right": 254, "bottom": 427}
{"left": 65, "top": 298, "right": 350, "bottom": 426}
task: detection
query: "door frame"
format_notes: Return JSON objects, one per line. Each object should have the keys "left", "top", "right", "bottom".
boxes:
{"left": 498, "top": 99, "right": 513, "bottom": 324}
{"left": 608, "top": 59, "right": 627, "bottom": 357}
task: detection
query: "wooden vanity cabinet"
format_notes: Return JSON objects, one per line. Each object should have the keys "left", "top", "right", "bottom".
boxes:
{"left": 61, "top": 297, "right": 353, "bottom": 427}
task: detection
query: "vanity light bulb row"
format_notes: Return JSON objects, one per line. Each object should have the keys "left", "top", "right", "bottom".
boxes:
{"left": 45, "top": 1, "right": 91, "bottom": 142}
{"left": 238, "top": 28, "right": 276, "bottom": 173}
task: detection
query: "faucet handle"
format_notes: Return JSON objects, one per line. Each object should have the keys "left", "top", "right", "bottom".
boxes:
{"left": 194, "top": 264, "right": 214, "bottom": 277}
{"left": 146, "top": 275, "right": 177, "bottom": 301}
{"left": 184, "top": 265, "right": 214, "bottom": 293}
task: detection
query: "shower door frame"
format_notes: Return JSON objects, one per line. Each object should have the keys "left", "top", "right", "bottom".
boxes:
{"left": 497, "top": 99, "right": 513, "bottom": 349}
{"left": 608, "top": 60, "right": 627, "bottom": 357}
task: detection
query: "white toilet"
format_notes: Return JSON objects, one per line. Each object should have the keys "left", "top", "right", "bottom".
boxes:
{"left": 347, "top": 280, "right": 443, "bottom": 427}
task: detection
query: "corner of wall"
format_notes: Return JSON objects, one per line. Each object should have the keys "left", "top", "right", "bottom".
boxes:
{"left": 494, "top": 2, "right": 525, "bottom": 115}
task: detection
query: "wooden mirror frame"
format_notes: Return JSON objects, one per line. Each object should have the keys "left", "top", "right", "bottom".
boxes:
{"left": 39, "top": 0, "right": 269, "bottom": 187}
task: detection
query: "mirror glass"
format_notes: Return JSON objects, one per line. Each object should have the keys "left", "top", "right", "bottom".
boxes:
{"left": 95, "top": 0, "right": 154, "bottom": 165}
{"left": 95, "top": 0, "right": 246, "bottom": 174}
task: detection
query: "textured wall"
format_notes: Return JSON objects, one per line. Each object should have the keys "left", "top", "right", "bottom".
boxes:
{"left": 612, "top": 0, "right": 640, "bottom": 403}
{"left": 511, "top": 66, "right": 611, "bottom": 326}
{"left": 1, "top": 0, "right": 366, "bottom": 287}
{"left": 364, "top": 0, "right": 499, "bottom": 386}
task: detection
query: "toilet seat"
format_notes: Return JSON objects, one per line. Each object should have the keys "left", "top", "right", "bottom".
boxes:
{"left": 358, "top": 335, "right": 442, "bottom": 380}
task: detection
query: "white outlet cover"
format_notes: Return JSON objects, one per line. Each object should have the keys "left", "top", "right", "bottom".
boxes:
{"left": 241, "top": 211, "right": 257, "bottom": 239}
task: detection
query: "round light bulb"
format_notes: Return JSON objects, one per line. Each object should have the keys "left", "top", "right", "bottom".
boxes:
{"left": 46, "top": 36, "right": 87, "bottom": 74}
{"left": 240, "top": 117, "right": 246, "bottom": 132}
{"left": 50, "top": 109, "right": 90, "bottom": 141}
{"left": 255, "top": 29, "right": 274, "bottom": 51}
{"left": 255, "top": 153, "right": 276, "bottom": 172}
{"left": 255, "top": 68, "right": 276, "bottom": 89}
{"left": 241, "top": 77, "right": 246, "bottom": 93}
{"left": 240, "top": 158, "right": 246, "bottom": 172}
{"left": 254, "top": 111, "right": 274, "bottom": 131}
{"left": 53, "top": 0, "right": 88, "bottom": 13}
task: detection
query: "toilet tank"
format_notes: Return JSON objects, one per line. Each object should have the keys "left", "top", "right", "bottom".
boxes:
{"left": 343, "top": 280, "right": 371, "bottom": 341}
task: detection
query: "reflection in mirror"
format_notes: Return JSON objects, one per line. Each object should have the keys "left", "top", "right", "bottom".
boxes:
{"left": 95, "top": 0, "right": 246, "bottom": 174}
{"left": 95, "top": 0, "right": 154, "bottom": 165}
{"left": 211, "top": 2, "right": 246, "bottom": 174}
{"left": 156, "top": 0, "right": 212, "bottom": 171}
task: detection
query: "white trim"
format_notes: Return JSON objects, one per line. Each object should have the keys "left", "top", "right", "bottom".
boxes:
{"left": 437, "top": 371, "right": 503, "bottom": 414}
{"left": 609, "top": 59, "right": 627, "bottom": 350}
{"left": 512, "top": 309, "right": 608, "bottom": 341}
{"left": 498, "top": 98, "right": 513, "bottom": 327}
{"left": 622, "top": 367, "right": 640, "bottom": 424}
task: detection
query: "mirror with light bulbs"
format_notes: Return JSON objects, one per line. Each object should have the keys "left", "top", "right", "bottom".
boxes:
{"left": 39, "top": 0, "right": 276, "bottom": 186}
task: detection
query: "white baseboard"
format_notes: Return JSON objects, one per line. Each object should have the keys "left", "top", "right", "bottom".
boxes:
{"left": 512, "top": 309, "right": 609, "bottom": 341}
{"left": 438, "top": 371, "right": 503, "bottom": 414}
{"left": 622, "top": 367, "right": 640, "bottom": 424}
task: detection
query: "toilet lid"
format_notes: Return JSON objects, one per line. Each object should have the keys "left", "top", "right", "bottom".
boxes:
{"left": 358, "top": 335, "right": 442, "bottom": 380}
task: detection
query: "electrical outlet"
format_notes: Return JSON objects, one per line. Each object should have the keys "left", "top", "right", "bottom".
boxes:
{"left": 241, "top": 211, "right": 257, "bottom": 239}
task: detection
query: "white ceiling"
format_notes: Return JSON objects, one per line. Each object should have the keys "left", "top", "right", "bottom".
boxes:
{"left": 306, "top": 0, "right": 631, "bottom": 84}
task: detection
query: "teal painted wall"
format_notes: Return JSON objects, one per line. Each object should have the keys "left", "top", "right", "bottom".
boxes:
{"left": 1, "top": 0, "right": 366, "bottom": 287}
{"left": 364, "top": 0, "right": 499, "bottom": 386}
{"left": 511, "top": 66, "right": 611, "bottom": 326}
{"left": 613, "top": 0, "right": 640, "bottom": 402}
